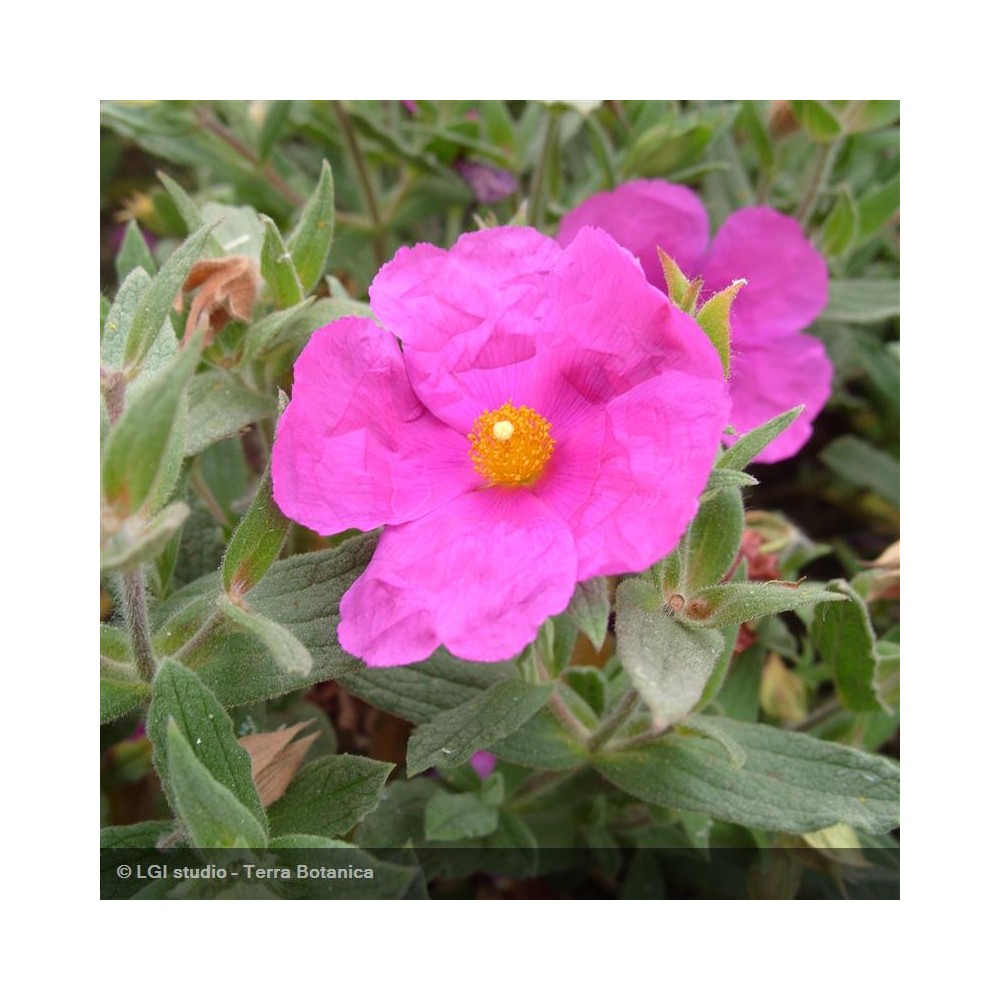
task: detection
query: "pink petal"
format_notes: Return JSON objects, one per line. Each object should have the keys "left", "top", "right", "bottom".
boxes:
{"left": 470, "top": 751, "right": 497, "bottom": 778}
{"left": 338, "top": 489, "right": 578, "bottom": 666}
{"left": 701, "top": 207, "right": 828, "bottom": 337}
{"left": 535, "top": 369, "right": 730, "bottom": 578}
{"left": 556, "top": 179, "right": 710, "bottom": 288}
{"left": 725, "top": 330, "right": 834, "bottom": 463}
{"left": 272, "top": 317, "right": 476, "bottom": 535}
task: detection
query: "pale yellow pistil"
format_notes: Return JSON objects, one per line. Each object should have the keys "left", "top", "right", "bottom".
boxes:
{"left": 468, "top": 401, "right": 555, "bottom": 486}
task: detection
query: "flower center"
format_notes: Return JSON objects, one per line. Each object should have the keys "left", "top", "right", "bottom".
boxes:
{"left": 468, "top": 401, "right": 555, "bottom": 486}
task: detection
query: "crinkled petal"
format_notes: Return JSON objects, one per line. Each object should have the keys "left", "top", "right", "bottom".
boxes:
{"left": 535, "top": 369, "right": 730, "bottom": 578}
{"left": 701, "top": 207, "right": 828, "bottom": 337}
{"left": 338, "top": 489, "right": 578, "bottom": 666}
{"left": 725, "top": 329, "right": 833, "bottom": 463}
{"left": 556, "top": 179, "right": 710, "bottom": 288}
{"left": 272, "top": 318, "right": 476, "bottom": 534}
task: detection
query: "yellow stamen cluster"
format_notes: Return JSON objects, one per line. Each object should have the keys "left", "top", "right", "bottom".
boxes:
{"left": 468, "top": 401, "right": 555, "bottom": 486}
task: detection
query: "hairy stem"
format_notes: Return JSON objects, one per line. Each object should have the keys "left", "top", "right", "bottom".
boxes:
{"left": 331, "top": 101, "right": 387, "bottom": 265}
{"left": 120, "top": 568, "right": 158, "bottom": 683}
{"left": 587, "top": 689, "right": 640, "bottom": 752}
{"left": 171, "top": 609, "right": 226, "bottom": 663}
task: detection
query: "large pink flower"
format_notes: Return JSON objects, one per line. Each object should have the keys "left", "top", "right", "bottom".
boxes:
{"left": 273, "top": 226, "right": 730, "bottom": 666}
{"left": 557, "top": 180, "right": 831, "bottom": 462}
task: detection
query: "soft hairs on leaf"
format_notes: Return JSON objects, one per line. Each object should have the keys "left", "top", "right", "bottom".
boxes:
{"left": 557, "top": 182, "right": 832, "bottom": 462}
{"left": 273, "top": 226, "right": 730, "bottom": 666}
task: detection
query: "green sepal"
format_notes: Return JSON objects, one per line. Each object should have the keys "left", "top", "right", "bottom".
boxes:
{"left": 615, "top": 578, "right": 724, "bottom": 728}
{"left": 679, "top": 485, "right": 744, "bottom": 591}
{"left": 101, "top": 335, "right": 201, "bottom": 516}
{"left": 657, "top": 248, "right": 699, "bottom": 310}
{"left": 287, "top": 159, "right": 334, "bottom": 294}
{"left": 717, "top": 406, "right": 803, "bottom": 470}
{"left": 259, "top": 214, "right": 303, "bottom": 308}
{"left": 695, "top": 279, "right": 744, "bottom": 376}
{"left": 594, "top": 718, "right": 899, "bottom": 834}
{"left": 222, "top": 464, "right": 289, "bottom": 597}
{"left": 115, "top": 220, "right": 156, "bottom": 282}
{"left": 702, "top": 467, "right": 758, "bottom": 497}
{"left": 101, "top": 501, "right": 190, "bottom": 573}
{"left": 267, "top": 755, "right": 394, "bottom": 840}
{"left": 811, "top": 580, "right": 889, "bottom": 713}
{"left": 123, "top": 224, "right": 215, "bottom": 372}
{"left": 678, "top": 581, "right": 846, "bottom": 629}
{"left": 147, "top": 658, "right": 266, "bottom": 828}
{"left": 165, "top": 719, "right": 268, "bottom": 848}
{"left": 406, "top": 678, "right": 554, "bottom": 776}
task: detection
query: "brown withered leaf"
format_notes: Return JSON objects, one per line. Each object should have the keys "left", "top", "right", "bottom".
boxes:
{"left": 238, "top": 721, "right": 318, "bottom": 808}
{"left": 860, "top": 540, "right": 900, "bottom": 601}
{"left": 182, "top": 255, "right": 259, "bottom": 344}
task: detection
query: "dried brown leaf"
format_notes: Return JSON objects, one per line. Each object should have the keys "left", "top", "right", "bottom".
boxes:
{"left": 182, "top": 255, "right": 259, "bottom": 344}
{"left": 238, "top": 721, "right": 318, "bottom": 808}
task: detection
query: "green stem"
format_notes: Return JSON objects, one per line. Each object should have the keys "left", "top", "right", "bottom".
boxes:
{"left": 795, "top": 102, "right": 865, "bottom": 228}
{"left": 331, "top": 101, "right": 388, "bottom": 265}
{"left": 510, "top": 768, "right": 579, "bottom": 807}
{"left": 587, "top": 689, "right": 640, "bottom": 752}
{"left": 120, "top": 568, "right": 158, "bottom": 683}
{"left": 195, "top": 105, "right": 304, "bottom": 208}
{"left": 548, "top": 687, "right": 593, "bottom": 744}
{"left": 791, "top": 697, "right": 841, "bottom": 732}
{"left": 171, "top": 608, "right": 226, "bottom": 664}
{"left": 528, "top": 109, "right": 561, "bottom": 229}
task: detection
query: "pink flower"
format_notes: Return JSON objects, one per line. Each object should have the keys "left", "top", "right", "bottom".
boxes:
{"left": 470, "top": 751, "right": 497, "bottom": 779}
{"left": 273, "top": 226, "right": 730, "bottom": 666}
{"left": 557, "top": 180, "right": 831, "bottom": 462}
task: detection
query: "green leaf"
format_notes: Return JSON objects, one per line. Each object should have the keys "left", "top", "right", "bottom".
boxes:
{"left": 566, "top": 577, "right": 610, "bottom": 652}
{"left": 858, "top": 176, "right": 900, "bottom": 239}
{"left": 717, "top": 407, "right": 803, "bottom": 470}
{"left": 184, "top": 370, "right": 275, "bottom": 457}
{"left": 165, "top": 719, "right": 268, "bottom": 848}
{"left": 115, "top": 220, "right": 156, "bottom": 282}
{"left": 595, "top": 718, "right": 899, "bottom": 834}
{"left": 101, "top": 501, "right": 190, "bottom": 573}
{"left": 676, "top": 715, "right": 747, "bottom": 768}
{"left": 258, "top": 101, "right": 292, "bottom": 162}
{"left": 487, "top": 708, "right": 589, "bottom": 770}
{"left": 615, "top": 579, "right": 725, "bottom": 728}
{"left": 100, "top": 668, "right": 149, "bottom": 724}
{"left": 243, "top": 298, "right": 316, "bottom": 361}
{"left": 267, "top": 755, "right": 393, "bottom": 839}
{"left": 338, "top": 650, "right": 511, "bottom": 723}
{"left": 406, "top": 678, "right": 554, "bottom": 776}
{"left": 100, "top": 821, "right": 175, "bottom": 848}
{"left": 102, "top": 267, "right": 151, "bottom": 369}
{"left": 820, "top": 188, "right": 859, "bottom": 257}
{"left": 425, "top": 791, "right": 499, "bottom": 841}
{"left": 259, "top": 214, "right": 303, "bottom": 308}
{"left": 714, "top": 643, "right": 765, "bottom": 722}
{"left": 155, "top": 534, "right": 378, "bottom": 707}
{"left": 101, "top": 336, "right": 200, "bottom": 515}
{"left": 695, "top": 280, "right": 744, "bottom": 375}
{"left": 822, "top": 280, "right": 900, "bottom": 324}
{"left": 812, "top": 580, "right": 888, "bottom": 712}
{"left": 288, "top": 160, "right": 334, "bottom": 294}
{"left": 679, "top": 581, "right": 846, "bottom": 629}
{"left": 790, "top": 101, "right": 842, "bottom": 142}
{"left": 680, "top": 485, "right": 744, "bottom": 591}
{"left": 820, "top": 436, "right": 899, "bottom": 507}
{"left": 622, "top": 120, "right": 714, "bottom": 177}
{"left": 222, "top": 465, "right": 290, "bottom": 596}
{"left": 157, "top": 172, "right": 224, "bottom": 255}
{"left": 148, "top": 659, "right": 265, "bottom": 827}
{"left": 220, "top": 597, "right": 313, "bottom": 677}
{"left": 123, "top": 224, "right": 215, "bottom": 371}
